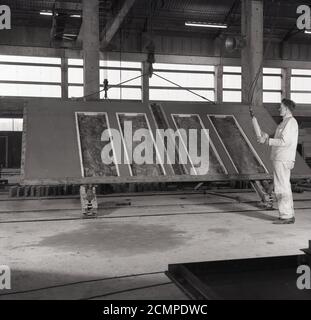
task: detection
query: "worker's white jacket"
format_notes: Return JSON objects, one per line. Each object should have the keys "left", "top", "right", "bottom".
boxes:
{"left": 268, "top": 115, "right": 298, "bottom": 162}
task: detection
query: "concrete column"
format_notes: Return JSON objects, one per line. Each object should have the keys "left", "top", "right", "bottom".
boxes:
{"left": 241, "top": 0, "right": 263, "bottom": 106}
{"left": 61, "top": 57, "right": 68, "bottom": 99}
{"left": 215, "top": 65, "right": 223, "bottom": 104}
{"left": 82, "top": 0, "right": 100, "bottom": 100}
{"left": 281, "top": 67, "right": 291, "bottom": 100}
{"left": 142, "top": 61, "right": 150, "bottom": 103}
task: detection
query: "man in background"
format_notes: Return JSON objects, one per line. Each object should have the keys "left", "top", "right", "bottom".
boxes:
{"left": 258, "top": 98, "right": 299, "bottom": 224}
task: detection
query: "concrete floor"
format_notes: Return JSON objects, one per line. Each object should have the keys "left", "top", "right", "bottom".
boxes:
{"left": 0, "top": 190, "right": 310, "bottom": 300}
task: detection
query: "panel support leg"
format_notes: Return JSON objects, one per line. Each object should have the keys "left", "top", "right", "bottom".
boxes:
{"left": 80, "top": 185, "right": 98, "bottom": 217}
{"left": 251, "top": 180, "right": 274, "bottom": 210}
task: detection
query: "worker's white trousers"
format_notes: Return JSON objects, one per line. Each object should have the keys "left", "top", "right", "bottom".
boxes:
{"left": 272, "top": 160, "right": 295, "bottom": 219}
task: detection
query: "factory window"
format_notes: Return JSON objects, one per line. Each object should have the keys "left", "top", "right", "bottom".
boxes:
{"left": 0, "top": 55, "right": 61, "bottom": 64}
{"left": 263, "top": 68, "right": 282, "bottom": 103}
{"left": 67, "top": 59, "right": 83, "bottom": 66}
{"left": 68, "top": 86, "right": 83, "bottom": 98}
{"left": 0, "top": 119, "right": 23, "bottom": 132}
{"left": 0, "top": 55, "right": 61, "bottom": 98}
{"left": 68, "top": 59, "right": 142, "bottom": 100}
{"left": 149, "top": 63, "right": 215, "bottom": 102}
{"left": 223, "top": 66, "right": 241, "bottom": 102}
{"left": 223, "top": 67, "right": 282, "bottom": 103}
{"left": 291, "top": 69, "right": 311, "bottom": 104}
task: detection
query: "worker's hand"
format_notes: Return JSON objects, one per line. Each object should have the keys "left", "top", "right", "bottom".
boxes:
{"left": 249, "top": 108, "right": 255, "bottom": 118}
{"left": 257, "top": 136, "right": 266, "bottom": 144}
{"left": 257, "top": 133, "right": 269, "bottom": 145}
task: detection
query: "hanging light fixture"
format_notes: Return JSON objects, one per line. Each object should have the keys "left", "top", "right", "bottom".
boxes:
{"left": 185, "top": 21, "right": 228, "bottom": 29}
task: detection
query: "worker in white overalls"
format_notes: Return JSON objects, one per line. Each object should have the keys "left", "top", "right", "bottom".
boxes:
{"left": 258, "top": 98, "right": 299, "bottom": 224}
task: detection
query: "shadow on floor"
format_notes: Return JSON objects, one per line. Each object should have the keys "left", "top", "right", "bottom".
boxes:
{"left": 0, "top": 269, "right": 186, "bottom": 300}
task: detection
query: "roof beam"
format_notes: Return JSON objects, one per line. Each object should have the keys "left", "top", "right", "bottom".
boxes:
{"left": 54, "top": 2, "right": 82, "bottom": 11}
{"left": 76, "top": 21, "right": 84, "bottom": 46}
{"left": 214, "top": 0, "right": 240, "bottom": 40}
{"left": 100, "top": 0, "right": 136, "bottom": 48}
{"left": 281, "top": 26, "right": 302, "bottom": 43}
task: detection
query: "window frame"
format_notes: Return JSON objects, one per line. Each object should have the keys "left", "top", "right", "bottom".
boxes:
{"left": 0, "top": 56, "right": 62, "bottom": 98}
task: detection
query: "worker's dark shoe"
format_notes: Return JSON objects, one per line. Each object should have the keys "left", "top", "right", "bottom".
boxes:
{"left": 273, "top": 217, "right": 295, "bottom": 224}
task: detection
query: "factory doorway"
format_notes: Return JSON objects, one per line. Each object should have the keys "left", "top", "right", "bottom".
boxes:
{"left": 0, "top": 133, "right": 22, "bottom": 169}
{"left": 0, "top": 118, "right": 23, "bottom": 170}
{"left": 0, "top": 136, "right": 8, "bottom": 168}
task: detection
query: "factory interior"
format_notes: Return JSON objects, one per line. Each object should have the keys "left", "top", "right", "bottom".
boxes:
{"left": 1, "top": 0, "right": 311, "bottom": 300}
